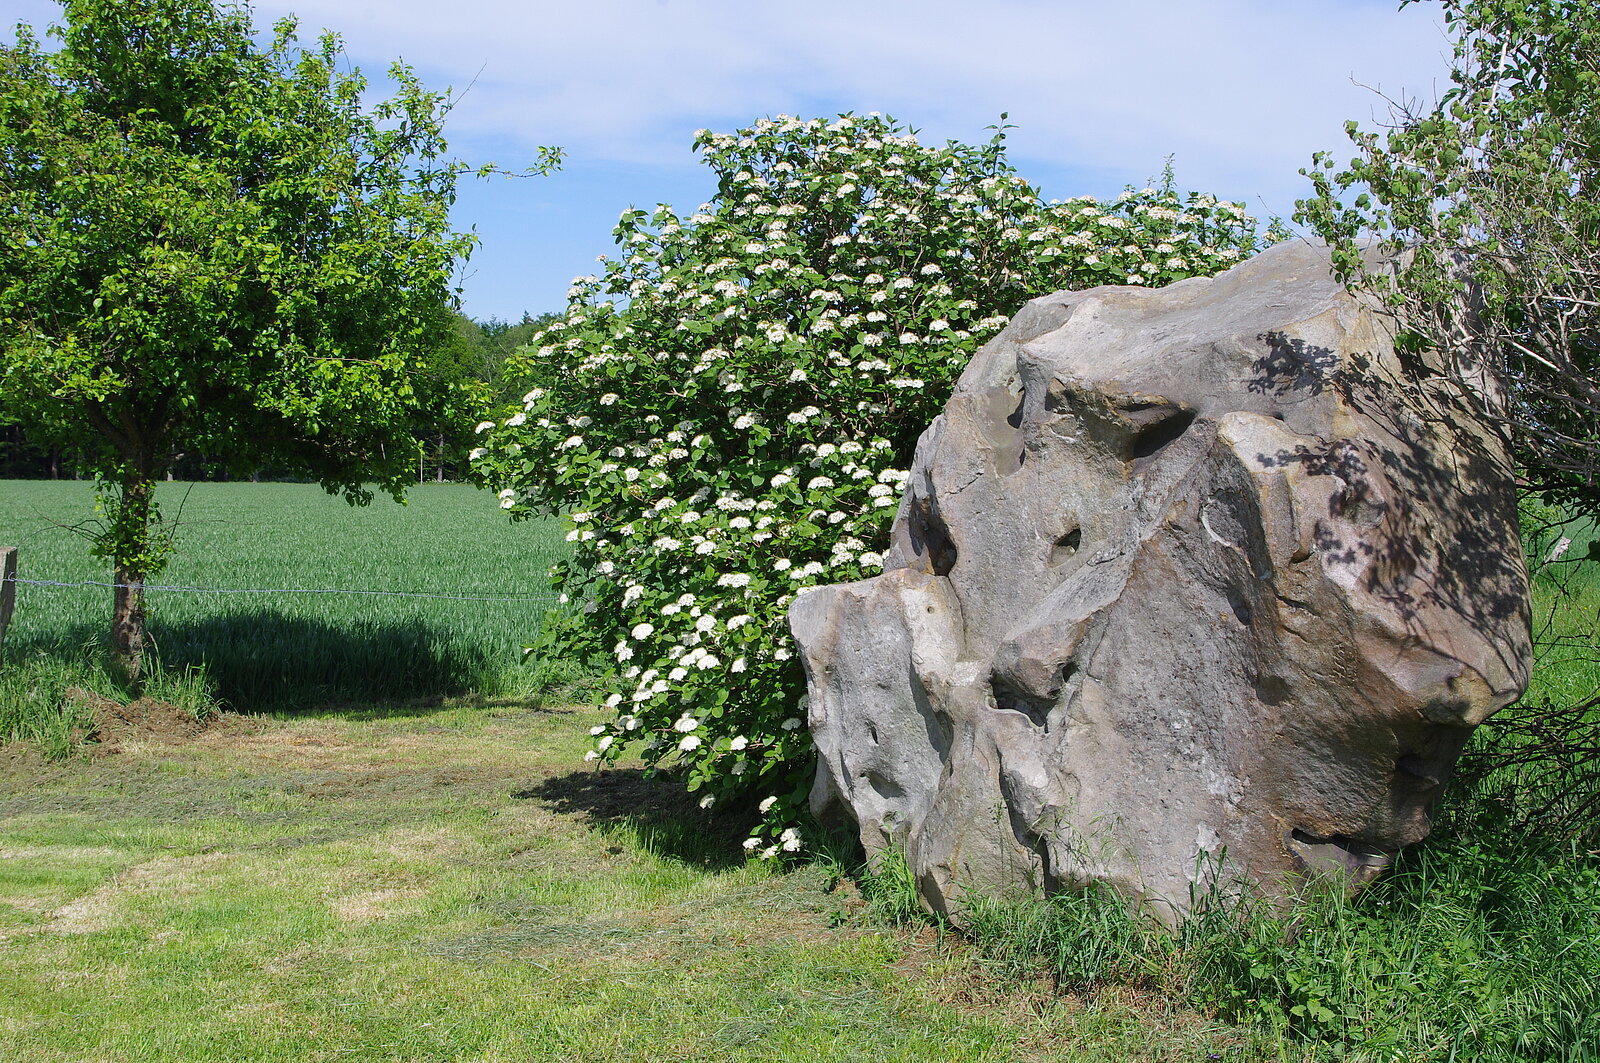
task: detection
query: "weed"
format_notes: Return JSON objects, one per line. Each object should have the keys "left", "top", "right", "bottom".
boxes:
{"left": 139, "top": 663, "right": 218, "bottom": 722}
{"left": 0, "top": 654, "right": 97, "bottom": 757}
{"left": 853, "top": 844, "right": 928, "bottom": 928}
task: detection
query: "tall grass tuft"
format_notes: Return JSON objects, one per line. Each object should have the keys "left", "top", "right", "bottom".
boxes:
{"left": 854, "top": 844, "right": 929, "bottom": 928}
{"left": 0, "top": 650, "right": 100, "bottom": 757}
{"left": 963, "top": 880, "right": 1161, "bottom": 993}
{"left": 2, "top": 631, "right": 222, "bottom": 752}
{"left": 907, "top": 792, "right": 1600, "bottom": 1060}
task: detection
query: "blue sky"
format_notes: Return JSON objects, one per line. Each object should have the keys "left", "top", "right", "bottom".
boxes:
{"left": 4, "top": 0, "right": 1456, "bottom": 322}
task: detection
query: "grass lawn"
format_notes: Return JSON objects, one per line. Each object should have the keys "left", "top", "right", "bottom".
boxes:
{"left": 0, "top": 479, "right": 1271, "bottom": 1060}
{"left": 0, "top": 702, "right": 1272, "bottom": 1062}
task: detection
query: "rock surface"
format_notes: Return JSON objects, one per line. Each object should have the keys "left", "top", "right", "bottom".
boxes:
{"left": 790, "top": 240, "right": 1532, "bottom": 922}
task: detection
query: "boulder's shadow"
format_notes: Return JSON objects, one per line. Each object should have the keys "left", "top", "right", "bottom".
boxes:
{"left": 516, "top": 767, "right": 756, "bottom": 870}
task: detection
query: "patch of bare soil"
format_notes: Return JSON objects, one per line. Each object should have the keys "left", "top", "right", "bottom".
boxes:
{"left": 65, "top": 687, "right": 221, "bottom": 752}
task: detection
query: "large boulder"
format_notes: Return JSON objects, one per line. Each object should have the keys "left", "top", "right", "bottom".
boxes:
{"left": 790, "top": 240, "right": 1532, "bottom": 922}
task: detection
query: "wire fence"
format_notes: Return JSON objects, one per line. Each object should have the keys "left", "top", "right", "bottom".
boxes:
{"left": 2, "top": 574, "right": 561, "bottom": 604}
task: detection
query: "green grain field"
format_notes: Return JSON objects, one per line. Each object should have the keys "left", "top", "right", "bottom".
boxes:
{"left": 0, "top": 480, "right": 571, "bottom": 712}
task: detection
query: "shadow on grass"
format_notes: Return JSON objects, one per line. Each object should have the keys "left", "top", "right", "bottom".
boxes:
{"left": 158, "top": 610, "right": 519, "bottom": 710}
{"left": 3, "top": 609, "right": 532, "bottom": 713}
{"left": 293, "top": 697, "right": 561, "bottom": 724}
{"left": 517, "top": 767, "right": 756, "bottom": 871}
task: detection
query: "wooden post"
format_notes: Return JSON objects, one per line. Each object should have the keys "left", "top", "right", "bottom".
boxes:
{"left": 0, "top": 547, "right": 16, "bottom": 646}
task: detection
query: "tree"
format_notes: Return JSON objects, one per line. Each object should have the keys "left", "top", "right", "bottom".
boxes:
{"left": 473, "top": 113, "right": 1278, "bottom": 853}
{"left": 0, "top": 0, "right": 559, "bottom": 683}
{"left": 475, "top": 311, "right": 562, "bottom": 404}
{"left": 1297, "top": 0, "right": 1600, "bottom": 839}
{"left": 411, "top": 304, "right": 492, "bottom": 484}
{"left": 1297, "top": 0, "right": 1600, "bottom": 517}
{"left": 405, "top": 309, "right": 564, "bottom": 483}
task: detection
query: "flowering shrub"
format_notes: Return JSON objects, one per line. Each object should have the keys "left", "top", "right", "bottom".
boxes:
{"left": 473, "top": 113, "right": 1280, "bottom": 856}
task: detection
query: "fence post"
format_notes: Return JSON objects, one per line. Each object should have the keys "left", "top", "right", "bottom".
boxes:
{"left": 0, "top": 547, "right": 15, "bottom": 646}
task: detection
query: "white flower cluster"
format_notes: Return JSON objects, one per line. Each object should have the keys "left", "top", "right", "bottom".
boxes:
{"left": 470, "top": 113, "right": 1274, "bottom": 857}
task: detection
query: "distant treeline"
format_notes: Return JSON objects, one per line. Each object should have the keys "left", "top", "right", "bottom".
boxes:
{"left": 0, "top": 311, "right": 557, "bottom": 483}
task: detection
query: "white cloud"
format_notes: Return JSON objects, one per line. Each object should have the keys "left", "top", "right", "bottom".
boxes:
{"left": 245, "top": 0, "right": 1458, "bottom": 314}
{"left": 254, "top": 0, "right": 1452, "bottom": 191}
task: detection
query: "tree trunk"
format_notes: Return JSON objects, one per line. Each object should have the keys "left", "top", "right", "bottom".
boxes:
{"left": 108, "top": 476, "right": 154, "bottom": 690}
{"left": 111, "top": 557, "right": 148, "bottom": 689}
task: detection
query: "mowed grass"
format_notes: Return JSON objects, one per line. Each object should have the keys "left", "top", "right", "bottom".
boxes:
{"left": 0, "top": 480, "right": 571, "bottom": 712}
{"left": 0, "top": 705, "right": 1277, "bottom": 1063}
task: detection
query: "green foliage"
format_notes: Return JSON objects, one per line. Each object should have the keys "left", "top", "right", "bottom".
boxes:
{"left": 0, "top": 0, "right": 558, "bottom": 673}
{"left": 405, "top": 310, "right": 564, "bottom": 482}
{"left": 1198, "top": 835, "right": 1599, "bottom": 1057}
{"left": 474, "top": 112, "right": 1280, "bottom": 850}
{"left": 1519, "top": 494, "right": 1570, "bottom": 575}
{"left": 471, "top": 311, "right": 564, "bottom": 404}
